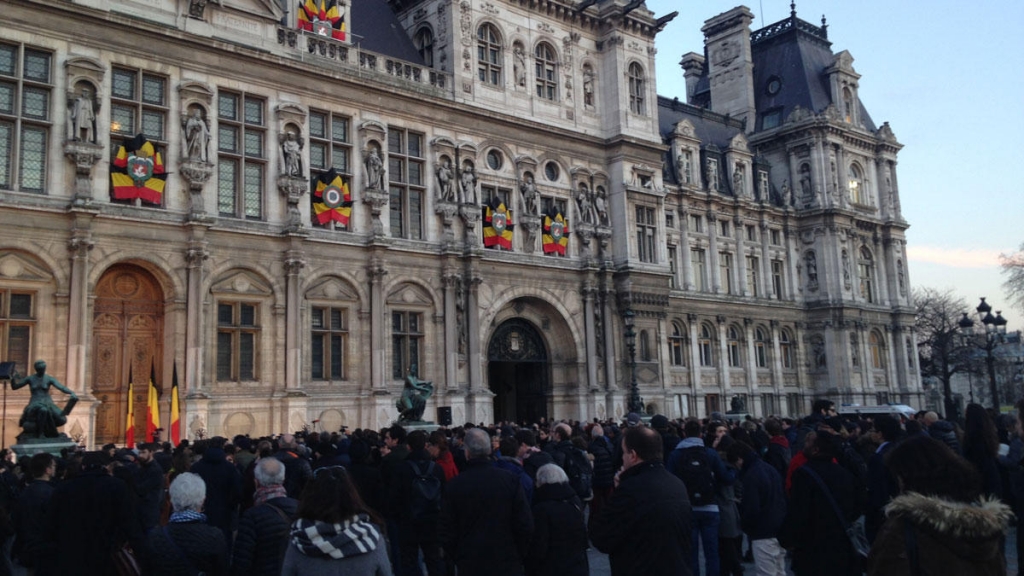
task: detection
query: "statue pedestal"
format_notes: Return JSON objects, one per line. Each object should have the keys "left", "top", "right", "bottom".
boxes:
{"left": 12, "top": 436, "right": 78, "bottom": 457}
{"left": 400, "top": 421, "right": 440, "bottom": 434}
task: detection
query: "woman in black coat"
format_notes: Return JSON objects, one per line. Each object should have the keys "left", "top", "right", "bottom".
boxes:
{"left": 525, "top": 463, "right": 588, "bottom": 576}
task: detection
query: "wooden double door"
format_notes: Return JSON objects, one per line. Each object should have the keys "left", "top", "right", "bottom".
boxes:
{"left": 91, "top": 264, "right": 163, "bottom": 447}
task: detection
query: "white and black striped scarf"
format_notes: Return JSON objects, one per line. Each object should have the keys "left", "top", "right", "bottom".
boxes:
{"left": 290, "top": 514, "right": 382, "bottom": 559}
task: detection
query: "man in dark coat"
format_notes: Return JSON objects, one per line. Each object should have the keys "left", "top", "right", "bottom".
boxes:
{"left": 591, "top": 425, "right": 693, "bottom": 576}
{"left": 439, "top": 427, "right": 534, "bottom": 576}
{"left": 144, "top": 472, "right": 228, "bottom": 575}
{"left": 47, "top": 451, "right": 144, "bottom": 575}
{"left": 135, "top": 442, "right": 167, "bottom": 534}
{"left": 526, "top": 463, "right": 588, "bottom": 576}
{"left": 274, "top": 433, "right": 313, "bottom": 498}
{"left": 390, "top": 429, "right": 447, "bottom": 576}
{"left": 727, "top": 441, "right": 787, "bottom": 576}
{"left": 763, "top": 418, "right": 791, "bottom": 479}
{"left": 231, "top": 457, "right": 297, "bottom": 576}
{"left": 587, "top": 425, "right": 615, "bottom": 525}
{"left": 12, "top": 452, "right": 55, "bottom": 573}
{"left": 190, "top": 443, "right": 242, "bottom": 552}
{"left": 865, "top": 414, "right": 901, "bottom": 543}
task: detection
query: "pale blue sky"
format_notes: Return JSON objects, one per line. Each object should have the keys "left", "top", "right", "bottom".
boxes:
{"left": 646, "top": 0, "right": 1024, "bottom": 326}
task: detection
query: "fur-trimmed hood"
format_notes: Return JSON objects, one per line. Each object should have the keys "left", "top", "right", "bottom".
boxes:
{"left": 885, "top": 492, "right": 1012, "bottom": 543}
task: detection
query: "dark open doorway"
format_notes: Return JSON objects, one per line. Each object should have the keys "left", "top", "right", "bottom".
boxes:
{"left": 487, "top": 318, "right": 549, "bottom": 425}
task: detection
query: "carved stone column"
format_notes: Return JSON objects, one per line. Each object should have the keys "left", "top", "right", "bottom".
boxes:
{"left": 459, "top": 204, "right": 481, "bottom": 247}
{"left": 278, "top": 176, "right": 309, "bottom": 233}
{"left": 519, "top": 214, "right": 541, "bottom": 254}
{"left": 364, "top": 189, "right": 390, "bottom": 236}
{"left": 442, "top": 270, "right": 461, "bottom": 392}
{"left": 66, "top": 225, "right": 94, "bottom": 395}
{"left": 582, "top": 281, "right": 599, "bottom": 392}
{"left": 180, "top": 161, "right": 214, "bottom": 222}
{"left": 436, "top": 201, "right": 459, "bottom": 246}
{"left": 64, "top": 142, "right": 103, "bottom": 207}
{"left": 708, "top": 210, "right": 721, "bottom": 293}
{"left": 595, "top": 225, "right": 612, "bottom": 263}
{"left": 184, "top": 236, "right": 209, "bottom": 398}
{"left": 601, "top": 286, "right": 618, "bottom": 417}
{"left": 368, "top": 260, "right": 388, "bottom": 393}
{"left": 466, "top": 274, "right": 482, "bottom": 392}
{"left": 284, "top": 250, "right": 306, "bottom": 393}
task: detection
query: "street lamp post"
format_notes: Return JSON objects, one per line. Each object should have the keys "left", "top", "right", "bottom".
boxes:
{"left": 958, "top": 298, "right": 1009, "bottom": 411}
{"left": 623, "top": 310, "right": 643, "bottom": 414}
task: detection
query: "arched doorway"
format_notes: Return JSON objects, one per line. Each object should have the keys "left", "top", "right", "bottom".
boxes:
{"left": 91, "top": 264, "right": 164, "bottom": 446}
{"left": 487, "top": 318, "right": 548, "bottom": 424}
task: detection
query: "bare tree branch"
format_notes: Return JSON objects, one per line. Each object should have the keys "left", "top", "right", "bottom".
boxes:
{"left": 1001, "top": 242, "right": 1024, "bottom": 313}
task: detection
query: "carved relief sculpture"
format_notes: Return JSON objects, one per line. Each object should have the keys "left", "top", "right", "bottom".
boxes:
{"left": 66, "top": 86, "right": 97, "bottom": 143}
{"left": 182, "top": 108, "right": 210, "bottom": 163}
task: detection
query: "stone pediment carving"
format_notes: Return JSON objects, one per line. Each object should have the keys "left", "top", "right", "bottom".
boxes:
{"left": 219, "top": 0, "right": 284, "bottom": 22}
{"left": 306, "top": 276, "right": 359, "bottom": 301}
{"left": 211, "top": 270, "right": 273, "bottom": 296}
{"left": 728, "top": 132, "right": 749, "bottom": 152}
{"left": 386, "top": 282, "right": 433, "bottom": 306}
{"left": 0, "top": 253, "right": 51, "bottom": 282}
{"left": 673, "top": 118, "right": 696, "bottom": 138}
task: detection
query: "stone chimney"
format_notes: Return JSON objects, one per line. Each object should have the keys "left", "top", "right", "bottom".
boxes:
{"left": 680, "top": 52, "right": 705, "bottom": 105}
{"left": 701, "top": 6, "right": 756, "bottom": 131}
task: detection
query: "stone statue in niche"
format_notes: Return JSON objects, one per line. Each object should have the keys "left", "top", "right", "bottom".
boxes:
{"left": 582, "top": 67, "right": 595, "bottom": 107}
{"left": 805, "top": 251, "right": 818, "bottom": 288}
{"left": 842, "top": 250, "right": 851, "bottom": 289}
{"left": 66, "top": 86, "right": 97, "bottom": 143}
{"left": 365, "top": 148, "right": 384, "bottom": 190}
{"left": 182, "top": 108, "right": 210, "bottom": 163}
{"left": 594, "top": 187, "right": 608, "bottom": 225}
{"left": 781, "top": 179, "right": 792, "bottom": 206}
{"left": 520, "top": 174, "right": 539, "bottom": 215}
{"left": 799, "top": 167, "right": 812, "bottom": 200}
{"left": 459, "top": 163, "right": 477, "bottom": 204}
{"left": 732, "top": 164, "right": 744, "bottom": 196}
{"left": 435, "top": 158, "right": 455, "bottom": 202}
{"left": 676, "top": 152, "right": 692, "bottom": 184}
{"left": 455, "top": 279, "right": 466, "bottom": 354}
{"left": 812, "top": 337, "right": 827, "bottom": 368}
{"left": 576, "top": 184, "right": 594, "bottom": 224}
{"left": 706, "top": 158, "right": 719, "bottom": 192}
{"left": 513, "top": 44, "right": 527, "bottom": 87}
{"left": 280, "top": 131, "right": 304, "bottom": 177}
{"left": 850, "top": 333, "right": 860, "bottom": 366}
{"left": 898, "top": 261, "right": 906, "bottom": 296}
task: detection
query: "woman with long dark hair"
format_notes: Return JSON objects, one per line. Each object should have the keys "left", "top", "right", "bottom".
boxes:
{"left": 962, "top": 403, "right": 1003, "bottom": 499}
{"left": 281, "top": 466, "right": 392, "bottom": 575}
{"left": 867, "top": 435, "right": 1011, "bottom": 575}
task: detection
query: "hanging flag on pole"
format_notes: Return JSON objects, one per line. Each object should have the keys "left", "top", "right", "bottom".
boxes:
{"left": 125, "top": 366, "right": 135, "bottom": 449}
{"left": 170, "top": 362, "right": 181, "bottom": 446}
{"left": 146, "top": 363, "right": 159, "bottom": 443}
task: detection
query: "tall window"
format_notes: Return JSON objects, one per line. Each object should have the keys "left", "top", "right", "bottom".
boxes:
{"left": 692, "top": 249, "right": 707, "bottom": 291}
{"left": 311, "top": 307, "right": 347, "bottom": 380}
{"left": 848, "top": 163, "right": 864, "bottom": 204}
{"left": 761, "top": 393, "right": 777, "bottom": 416}
{"left": 217, "top": 92, "right": 264, "bottom": 219}
{"left": 727, "top": 326, "right": 741, "bottom": 367}
{"left": 415, "top": 27, "right": 434, "bottom": 68}
{"left": 111, "top": 67, "right": 167, "bottom": 203}
{"left": 635, "top": 205, "right": 656, "bottom": 263}
{"left": 388, "top": 128, "right": 425, "bottom": 239}
{"left": 668, "top": 246, "right": 678, "bottom": 288}
{"left": 0, "top": 44, "right": 51, "bottom": 192}
{"left": 869, "top": 332, "right": 885, "bottom": 369}
{"left": 639, "top": 330, "right": 651, "bottom": 362}
{"left": 699, "top": 324, "right": 714, "bottom": 367}
{"left": 217, "top": 302, "right": 258, "bottom": 381}
{"left": 534, "top": 43, "right": 557, "bottom": 101}
{"left": 720, "top": 252, "right": 734, "bottom": 294}
{"left": 628, "top": 62, "right": 645, "bottom": 115}
{"left": 858, "top": 247, "right": 875, "bottom": 303}
{"left": 477, "top": 24, "right": 502, "bottom": 85}
{"left": 746, "top": 256, "right": 759, "bottom": 297}
{"left": 308, "top": 110, "right": 351, "bottom": 176}
{"left": 780, "top": 329, "right": 794, "bottom": 369}
{"left": 690, "top": 214, "right": 703, "bottom": 233}
{"left": 669, "top": 322, "right": 686, "bottom": 366}
{"left": 392, "top": 311, "right": 423, "bottom": 378}
{"left": 481, "top": 185, "right": 511, "bottom": 207}
{"left": 771, "top": 260, "right": 784, "bottom": 300}
{"left": 0, "top": 290, "right": 33, "bottom": 371}
{"left": 705, "top": 394, "right": 720, "bottom": 415}
{"left": 754, "top": 327, "right": 769, "bottom": 368}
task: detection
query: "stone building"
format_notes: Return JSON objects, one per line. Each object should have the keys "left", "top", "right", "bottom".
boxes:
{"left": 0, "top": 0, "right": 920, "bottom": 446}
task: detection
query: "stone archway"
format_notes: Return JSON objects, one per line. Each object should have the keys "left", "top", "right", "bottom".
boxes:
{"left": 487, "top": 318, "right": 549, "bottom": 424}
{"left": 91, "top": 264, "right": 164, "bottom": 446}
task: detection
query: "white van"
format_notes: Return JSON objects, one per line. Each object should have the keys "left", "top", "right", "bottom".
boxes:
{"left": 837, "top": 404, "right": 917, "bottom": 419}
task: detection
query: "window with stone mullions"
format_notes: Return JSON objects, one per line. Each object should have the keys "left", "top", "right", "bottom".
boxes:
{"left": 628, "top": 62, "right": 645, "bottom": 115}
{"left": 217, "top": 92, "right": 265, "bottom": 219}
{"left": 216, "top": 302, "right": 258, "bottom": 381}
{"left": 481, "top": 185, "right": 511, "bottom": 207}
{"left": 110, "top": 67, "right": 167, "bottom": 166}
{"left": 311, "top": 307, "right": 347, "bottom": 380}
{"left": 0, "top": 44, "right": 52, "bottom": 192}
{"left": 392, "top": 311, "right": 423, "bottom": 379}
{"left": 535, "top": 43, "right": 557, "bottom": 101}
{"left": 0, "top": 290, "right": 33, "bottom": 373}
{"left": 388, "top": 128, "right": 425, "bottom": 239}
{"left": 477, "top": 24, "right": 502, "bottom": 86}
{"left": 635, "top": 205, "right": 656, "bottom": 263}
{"left": 308, "top": 110, "right": 350, "bottom": 176}
{"left": 746, "top": 255, "right": 759, "bottom": 297}
{"left": 541, "top": 196, "right": 566, "bottom": 216}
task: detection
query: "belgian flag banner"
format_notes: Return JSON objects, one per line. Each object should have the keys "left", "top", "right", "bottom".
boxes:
{"left": 483, "top": 197, "right": 513, "bottom": 249}
{"left": 542, "top": 207, "right": 570, "bottom": 255}
{"left": 312, "top": 168, "right": 352, "bottom": 226}
{"left": 111, "top": 134, "right": 166, "bottom": 204}
{"left": 298, "top": 0, "right": 346, "bottom": 40}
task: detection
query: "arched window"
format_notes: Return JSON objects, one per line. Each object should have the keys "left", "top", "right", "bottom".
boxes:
{"left": 639, "top": 329, "right": 651, "bottom": 362}
{"left": 859, "top": 247, "right": 875, "bottom": 303}
{"left": 848, "top": 163, "right": 863, "bottom": 204}
{"left": 628, "top": 62, "right": 645, "bottom": 115}
{"left": 727, "top": 326, "right": 741, "bottom": 368}
{"left": 534, "top": 42, "right": 557, "bottom": 101}
{"left": 477, "top": 24, "right": 502, "bottom": 85}
{"left": 699, "top": 324, "right": 714, "bottom": 367}
{"left": 415, "top": 27, "right": 434, "bottom": 68}
{"left": 754, "top": 327, "right": 769, "bottom": 368}
{"left": 779, "top": 329, "right": 794, "bottom": 369}
{"left": 843, "top": 87, "right": 854, "bottom": 123}
{"left": 869, "top": 331, "right": 885, "bottom": 369}
{"left": 670, "top": 321, "right": 686, "bottom": 366}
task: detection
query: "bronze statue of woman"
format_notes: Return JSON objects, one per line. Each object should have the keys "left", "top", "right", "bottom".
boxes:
{"left": 11, "top": 360, "right": 77, "bottom": 439}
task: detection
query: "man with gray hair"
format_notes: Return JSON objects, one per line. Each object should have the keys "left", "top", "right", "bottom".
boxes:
{"left": 232, "top": 457, "right": 298, "bottom": 575}
{"left": 274, "top": 433, "right": 313, "bottom": 498}
{"left": 440, "top": 428, "right": 533, "bottom": 576}
{"left": 144, "top": 472, "right": 228, "bottom": 574}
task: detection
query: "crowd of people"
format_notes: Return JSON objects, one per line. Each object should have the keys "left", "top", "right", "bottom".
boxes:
{"left": 0, "top": 398, "right": 1021, "bottom": 575}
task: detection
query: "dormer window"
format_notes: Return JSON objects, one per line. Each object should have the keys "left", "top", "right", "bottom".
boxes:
{"left": 843, "top": 87, "right": 854, "bottom": 123}
{"left": 415, "top": 27, "right": 434, "bottom": 68}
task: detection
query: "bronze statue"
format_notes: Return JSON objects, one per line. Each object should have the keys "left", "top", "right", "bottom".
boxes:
{"left": 11, "top": 360, "right": 77, "bottom": 440}
{"left": 396, "top": 364, "right": 433, "bottom": 422}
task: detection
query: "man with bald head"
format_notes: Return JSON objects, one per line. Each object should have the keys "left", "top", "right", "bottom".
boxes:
{"left": 232, "top": 457, "right": 297, "bottom": 575}
{"left": 274, "top": 433, "right": 313, "bottom": 498}
{"left": 922, "top": 411, "right": 961, "bottom": 454}
{"left": 439, "top": 427, "right": 534, "bottom": 576}
{"left": 591, "top": 425, "right": 693, "bottom": 576}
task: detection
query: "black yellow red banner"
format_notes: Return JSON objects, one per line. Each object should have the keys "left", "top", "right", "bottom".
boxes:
{"left": 111, "top": 133, "right": 166, "bottom": 205}
{"left": 543, "top": 207, "right": 570, "bottom": 255}
{"left": 483, "top": 197, "right": 513, "bottom": 249}
{"left": 298, "top": 0, "right": 346, "bottom": 40}
{"left": 312, "top": 168, "right": 352, "bottom": 226}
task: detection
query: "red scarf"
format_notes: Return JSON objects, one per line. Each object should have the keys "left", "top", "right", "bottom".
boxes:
{"left": 254, "top": 484, "right": 288, "bottom": 506}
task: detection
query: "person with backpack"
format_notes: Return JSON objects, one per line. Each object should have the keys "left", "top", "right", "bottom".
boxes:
{"left": 389, "top": 430, "right": 446, "bottom": 576}
{"left": 231, "top": 457, "right": 297, "bottom": 576}
{"left": 547, "top": 423, "right": 593, "bottom": 502}
{"left": 667, "top": 419, "right": 736, "bottom": 576}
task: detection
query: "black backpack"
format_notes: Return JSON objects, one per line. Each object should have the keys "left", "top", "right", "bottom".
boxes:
{"left": 408, "top": 460, "right": 442, "bottom": 521}
{"left": 559, "top": 447, "right": 594, "bottom": 502}
{"left": 675, "top": 445, "right": 716, "bottom": 506}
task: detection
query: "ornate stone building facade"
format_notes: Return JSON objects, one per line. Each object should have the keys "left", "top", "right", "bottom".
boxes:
{"left": 0, "top": 0, "right": 920, "bottom": 446}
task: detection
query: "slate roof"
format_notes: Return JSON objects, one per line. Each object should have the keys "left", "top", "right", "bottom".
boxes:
{"left": 351, "top": 0, "right": 425, "bottom": 64}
